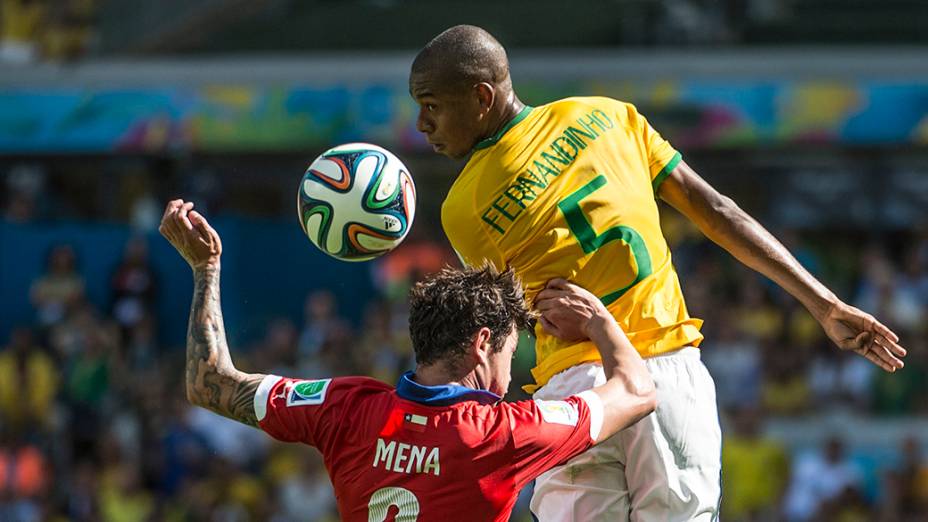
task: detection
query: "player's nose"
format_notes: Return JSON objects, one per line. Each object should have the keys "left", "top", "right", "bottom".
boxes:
{"left": 416, "top": 109, "right": 434, "bottom": 134}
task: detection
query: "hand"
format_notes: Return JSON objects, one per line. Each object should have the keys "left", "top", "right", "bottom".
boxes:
{"left": 534, "top": 278, "right": 612, "bottom": 342}
{"left": 819, "top": 301, "right": 906, "bottom": 372}
{"left": 158, "top": 199, "right": 222, "bottom": 270}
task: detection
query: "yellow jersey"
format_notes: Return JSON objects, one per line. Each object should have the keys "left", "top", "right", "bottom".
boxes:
{"left": 441, "top": 97, "right": 704, "bottom": 392}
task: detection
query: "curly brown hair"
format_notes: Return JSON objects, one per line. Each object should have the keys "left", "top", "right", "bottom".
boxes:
{"left": 408, "top": 265, "right": 534, "bottom": 368}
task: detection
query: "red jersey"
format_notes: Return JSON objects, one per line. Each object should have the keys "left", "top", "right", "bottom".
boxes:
{"left": 254, "top": 372, "right": 603, "bottom": 521}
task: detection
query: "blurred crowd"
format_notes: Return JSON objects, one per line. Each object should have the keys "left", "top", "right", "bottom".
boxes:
{"left": 1, "top": 235, "right": 424, "bottom": 521}
{"left": 666, "top": 211, "right": 928, "bottom": 522}
{"left": 0, "top": 0, "right": 96, "bottom": 64}
{"left": 3, "top": 191, "right": 928, "bottom": 521}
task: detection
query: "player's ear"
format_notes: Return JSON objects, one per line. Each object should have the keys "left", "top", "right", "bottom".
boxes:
{"left": 474, "top": 83, "right": 495, "bottom": 113}
{"left": 471, "top": 327, "right": 493, "bottom": 364}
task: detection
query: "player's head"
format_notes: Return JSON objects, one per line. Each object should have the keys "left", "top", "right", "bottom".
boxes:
{"left": 409, "top": 25, "right": 513, "bottom": 159}
{"left": 408, "top": 265, "right": 533, "bottom": 396}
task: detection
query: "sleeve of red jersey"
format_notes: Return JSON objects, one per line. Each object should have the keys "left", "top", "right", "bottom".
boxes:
{"left": 252, "top": 375, "right": 355, "bottom": 450}
{"left": 506, "top": 390, "right": 604, "bottom": 485}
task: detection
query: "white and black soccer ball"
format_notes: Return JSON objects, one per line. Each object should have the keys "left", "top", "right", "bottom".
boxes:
{"left": 298, "top": 143, "right": 416, "bottom": 262}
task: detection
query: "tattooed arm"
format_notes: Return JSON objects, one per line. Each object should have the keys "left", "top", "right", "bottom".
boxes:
{"left": 160, "top": 199, "right": 265, "bottom": 427}
{"left": 186, "top": 265, "right": 266, "bottom": 426}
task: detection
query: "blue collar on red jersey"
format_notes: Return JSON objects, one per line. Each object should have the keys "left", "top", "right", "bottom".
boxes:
{"left": 396, "top": 371, "right": 501, "bottom": 406}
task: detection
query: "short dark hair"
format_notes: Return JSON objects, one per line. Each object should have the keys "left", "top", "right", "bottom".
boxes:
{"left": 411, "top": 25, "right": 510, "bottom": 92}
{"left": 408, "top": 265, "right": 533, "bottom": 369}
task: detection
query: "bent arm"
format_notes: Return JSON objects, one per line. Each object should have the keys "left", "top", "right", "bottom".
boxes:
{"left": 657, "top": 160, "right": 837, "bottom": 321}
{"left": 586, "top": 315, "right": 656, "bottom": 443}
{"left": 186, "top": 264, "right": 265, "bottom": 426}
{"left": 536, "top": 279, "right": 656, "bottom": 443}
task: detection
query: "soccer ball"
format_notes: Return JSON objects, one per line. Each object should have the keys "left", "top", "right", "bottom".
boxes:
{"left": 298, "top": 143, "right": 416, "bottom": 262}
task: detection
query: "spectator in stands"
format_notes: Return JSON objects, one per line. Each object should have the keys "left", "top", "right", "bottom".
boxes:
{"left": 808, "top": 336, "right": 876, "bottom": 411}
{"left": 3, "top": 163, "right": 46, "bottom": 222}
{"left": 109, "top": 237, "right": 157, "bottom": 342}
{"left": 737, "top": 277, "right": 784, "bottom": 342}
{"left": 883, "top": 436, "right": 928, "bottom": 520}
{"left": 120, "top": 312, "right": 158, "bottom": 372}
{"left": 98, "top": 462, "right": 154, "bottom": 522}
{"left": 297, "top": 289, "right": 344, "bottom": 354}
{"left": 63, "top": 459, "right": 101, "bottom": 522}
{"left": 355, "top": 299, "right": 414, "bottom": 383}
{"left": 784, "top": 436, "right": 866, "bottom": 520}
{"left": 252, "top": 318, "right": 299, "bottom": 378}
{"left": 30, "top": 244, "right": 85, "bottom": 327}
{"left": 721, "top": 407, "right": 790, "bottom": 520}
{"left": 42, "top": 0, "right": 96, "bottom": 62}
{"left": 761, "top": 334, "right": 811, "bottom": 416}
{"left": 871, "top": 336, "right": 928, "bottom": 416}
{"left": 0, "top": 0, "right": 45, "bottom": 64}
{"left": 899, "top": 245, "right": 928, "bottom": 317}
{"left": 854, "top": 244, "right": 922, "bottom": 331}
{"left": 816, "top": 483, "right": 874, "bottom": 521}
{"left": 65, "top": 324, "right": 111, "bottom": 411}
{"left": 702, "top": 313, "right": 762, "bottom": 410}
{"left": 0, "top": 327, "right": 57, "bottom": 432}
{"left": 185, "top": 408, "right": 268, "bottom": 469}
{"left": 271, "top": 449, "right": 338, "bottom": 521}
{"left": 0, "top": 426, "right": 48, "bottom": 522}
{"left": 3, "top": 191, "right": 36, "bottom": 222}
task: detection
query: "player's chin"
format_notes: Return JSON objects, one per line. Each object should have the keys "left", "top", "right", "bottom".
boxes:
{"left": 435, "top": 144, "right": 467, "bottom": 160}
{"left": 449, "top": 150, "right": 472, "bottom": 160}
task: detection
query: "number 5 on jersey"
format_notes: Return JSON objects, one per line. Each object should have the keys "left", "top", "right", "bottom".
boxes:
{"left": 558, "top": 174, "right": 653, "bottom": 305}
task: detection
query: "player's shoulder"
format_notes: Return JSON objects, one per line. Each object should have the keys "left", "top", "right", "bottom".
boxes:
{"left": 499, "top": 396, "right": 589, "bottom": 425}
{"left": 288, "top": 375, "right": 392, "bottom": 402}
{"left": 542, "top": 95, "right": 631, "bottom": 113}
{"left": 329, "top": 376, "right": 393, "bottom": 392}
{"left": 542, "top": 96, "right": 642, "bottom": 124}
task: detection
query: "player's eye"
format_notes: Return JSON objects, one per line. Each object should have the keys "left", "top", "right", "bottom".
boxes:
{"left": 425, "top": 104, "right": 436, "bottom": 112}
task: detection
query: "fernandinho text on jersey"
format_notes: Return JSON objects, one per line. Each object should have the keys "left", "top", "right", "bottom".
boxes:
{"left": 480, "top": 109, "right": 615, "bottom": 235}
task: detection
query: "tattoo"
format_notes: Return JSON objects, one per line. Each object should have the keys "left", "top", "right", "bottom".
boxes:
{"left": 186, "top": 266, "right": 265, "bottom": 427}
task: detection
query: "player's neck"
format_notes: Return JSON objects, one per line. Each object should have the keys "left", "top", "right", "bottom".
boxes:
{"left": 483, "top": 92, "right": 525, "bottom": 142}
{"left": 413, "top": 364, "right": 470, "bottom": 389}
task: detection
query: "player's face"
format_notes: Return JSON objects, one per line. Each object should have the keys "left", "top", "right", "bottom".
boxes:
{"left": 409, "top": 74, "right": 484, "bottom": 159}
{"left": 486, "top": 325, "right": 519, "bottom": 397}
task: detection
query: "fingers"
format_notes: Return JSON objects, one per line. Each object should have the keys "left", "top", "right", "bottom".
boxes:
{"left": 875, "top": 334, "right": 907, "bottom": 358}
{"left": 850, "top": 333, "right": 904, "bottom": 372}
{"left": 190, "top": 211, "right": 222, "bottom": 253}
{"left": 535, "top": 288, "right": 568, "bottom": 303}
{"left": 859, "top": 315, "right": 906, "bottom": 368}
{"left": 161, "top": 199, "right": 182, "bottom": 223}
{"left": 865, "top": 348, "right": 899, "bottom": 373}
{"left": 545, "top": 278, "right": 571, "bottom": 290}
{"left": 539, "top": 315, "right": 561, "bottom": 337}
{"left": 871, "top": 337, "right": 905, "bottom": 370}
{"left": 189, "top": 210, "right": 211, "bottom": 237}
{"left": 863, "top": 350, "right": 894, "bottom": 372}
{"left": 870, "top": 318, "right": 900, "bottom": 344}
{"left": 159, "top": 199, "right": 182, "bottom": 238}
{"left": 159, "top": 199, "right": 193, "bottom": 238}
{"left": 534, "top": 297, "right": 563, "bottom": 312}
{"left": 173, "top": 201, "right": 195, "bottom": 231}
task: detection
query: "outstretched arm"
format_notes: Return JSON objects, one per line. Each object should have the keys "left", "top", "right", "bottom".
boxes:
{"left": 159, "top": 199, "right": 266, "bottom": 426}
{"left": 657, "top": 160, "right": 906, "bottom": 371}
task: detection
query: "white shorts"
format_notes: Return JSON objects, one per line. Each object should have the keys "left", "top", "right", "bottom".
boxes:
{"left": 530, "top": 347, "right": 722, "bottom": 522}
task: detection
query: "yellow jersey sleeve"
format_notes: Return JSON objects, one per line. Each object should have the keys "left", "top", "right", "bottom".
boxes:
{"left": 620, "top": 102, "right": 682, "bottom": 193}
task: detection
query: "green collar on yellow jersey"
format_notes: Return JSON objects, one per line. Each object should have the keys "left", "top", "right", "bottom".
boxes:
{"left": 473, "top": 105, "right": 534, "bottom": 151}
